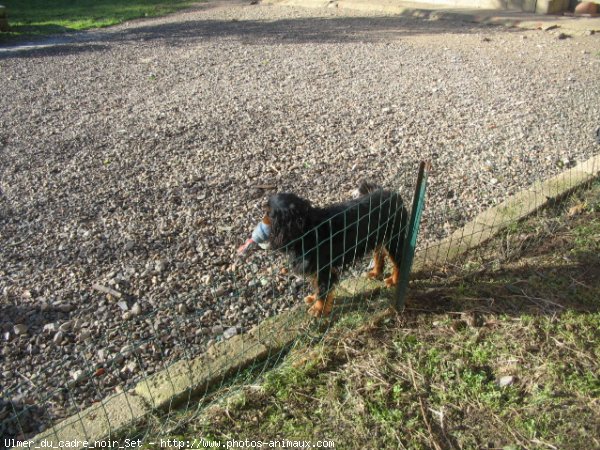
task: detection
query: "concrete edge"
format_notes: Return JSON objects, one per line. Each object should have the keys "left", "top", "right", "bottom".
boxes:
{"left": 20, "top": 392, "right": 149, "bottom": 448}
{"left": 132, "top": 305, "right": 312, "bottom": 409}
{"left": 18, "top": 154, "right": 599, "bottom": 449}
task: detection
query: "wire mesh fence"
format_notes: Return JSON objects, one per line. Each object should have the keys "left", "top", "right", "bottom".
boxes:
{"left": 2, "top": 153, "right": 599, "bottom": 448}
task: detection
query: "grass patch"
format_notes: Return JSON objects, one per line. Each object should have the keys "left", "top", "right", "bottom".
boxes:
{"left": 138, "top": 181, "right": 600, "bottom": 449}
{"left": 0, "top": 0, "right": 199, "bottom": 43}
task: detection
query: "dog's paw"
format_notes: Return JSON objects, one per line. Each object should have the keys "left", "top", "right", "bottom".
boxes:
{"left": 308, "top": 297, "right": 333, "bottom": 317}
{"left": 367, "top": 269, "right": 383, "bottom": 280}
{"left": 308, "top": 299, "right": 324, "bottom": 317}
{"left": 384, "top": 275, "right": 398, "bottom": 287}
{"left": 304, "top": 294, "right": 317, "bottom": 305}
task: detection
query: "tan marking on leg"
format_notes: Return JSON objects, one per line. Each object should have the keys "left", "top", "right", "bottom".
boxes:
{"left": 308, "top": 293, "right": 335, "bottom": 317}
{"left": 322, "top": 293, "right": 335, "bottom": 316}
{"left": 308, "top": 299, "right": 324, "bottom": 317}
{"left": 384, "top": 267, "right": 400, "bottom": 287}
{"left": 384, "top": 250, "right": 401, "bottom": 287}
{"left": 304, "top": 293, "right": 317, "bottom": 305}
{"left": 367, "top": 248, "right": 385, "bottom": 280}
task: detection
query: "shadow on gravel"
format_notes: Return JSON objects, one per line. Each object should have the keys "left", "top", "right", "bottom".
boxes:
{"left": 1, "top": 13, "right": 515, "bottom": 58}
{"left": 0, "top": 302, "right": 74, "bottom": 335}
{"left": 112, "top": 14, "right": 510, "bottom": 46}
{"left": 0, "top": 43, "right": 111, "bottom": 59}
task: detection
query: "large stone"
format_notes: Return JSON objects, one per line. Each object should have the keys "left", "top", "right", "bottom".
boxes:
{"left": 575, "top": 1, "right": 599, "bottom": 14}
{"left": 13, "top": 324, "right": 28, "bottom": 335}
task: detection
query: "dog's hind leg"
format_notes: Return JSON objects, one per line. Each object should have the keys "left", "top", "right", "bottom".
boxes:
{"left": 384, "top": 258, "right": 400, "bottom": 287}
{"left": 367, "top": 248, "right": 385, "bottom": 280}
{"left": 384, "top": 206, "right": 407, "bottom": 288}
{"left": 308, "top": 293, "right": 335, "bottom": 317}
{"left": 383, "top": 248, "right": 401, "bottom": 287}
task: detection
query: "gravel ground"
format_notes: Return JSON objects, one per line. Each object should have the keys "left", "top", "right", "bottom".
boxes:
{"left": 1, "top": 0, "right": 599, "bottom": 438}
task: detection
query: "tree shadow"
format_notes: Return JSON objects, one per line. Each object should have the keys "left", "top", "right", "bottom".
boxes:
{"left": 0, "top": 302, "right": 72, "bottom": 337}
{"left": 1, "top": 11, "right": 516, "bottom": 58}
{"left": 107, "top": 13, "right": 511, "bottom": 47}
{"left": 326, "top": 244, "right": 599, "bottom": 322}
{"left": 0, "top": 42, "right": 110, "bottom": 58}
{"left": 7, "top": 23, "right": 75, "bottom": 36}
{"left": 406, "top": 254, "right": 600, "bottom": 319}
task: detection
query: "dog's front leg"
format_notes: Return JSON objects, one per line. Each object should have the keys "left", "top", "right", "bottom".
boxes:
{"left": 304, "top": 276, "right": 318, "bottom": 305}
{"left": 308, "top": 293, "right": 334, "bottom": 317}
{"left": 304, "top": 293, "right": 317, "bottom": 305}
{"left": 307, "top": 270, "right": 337, "bottom": 317}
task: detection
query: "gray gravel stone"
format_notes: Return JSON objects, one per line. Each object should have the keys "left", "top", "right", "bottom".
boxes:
{"left": 117, "top": 301, "right": 129, "bottom": 311}
{"left": 59, "top": 321, "right": 73, "bottom": 332}
{"left": 13, "top": 324, "right": 28, "bottom": 335}
{"left": 223, "top": 327, "right": 238, "bottom": 340}
{"left": 155, "top": 260, "right": 168, "bottom": 273}
{"left": 131, "top": 302, "right": 142, "bottom": 316}
{"left": 70, "top": 370, "right": 85, "bottom": 382}
{"left": 78, "top": 329, "right": 92, "bottom": 342}
{"left": 97, "top": 349, "right": 108, "bottom": 362}
{"left": 52, "top": 331, "right": 64, "bottom": 345}
{"left": 120, "top": 344, "right": 135, "bottom": 357}
{"left": 498, "top": 375, "right": 515, "bottom": 387}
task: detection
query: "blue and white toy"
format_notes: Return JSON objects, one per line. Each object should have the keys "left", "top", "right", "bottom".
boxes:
{"left": 237, "top": 220, "right": 271, "bottom": 256}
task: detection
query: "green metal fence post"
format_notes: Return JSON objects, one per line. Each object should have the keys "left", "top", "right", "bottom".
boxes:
{"left": 395, "top": 161, "right": 430, "bottom": 311}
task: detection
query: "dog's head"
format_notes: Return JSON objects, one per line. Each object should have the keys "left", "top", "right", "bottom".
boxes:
{"left": 352, "top": 180, "right": 381, "bottom": 198}
{"left": 264, "top": 193, "right": 311, "bottom": 250}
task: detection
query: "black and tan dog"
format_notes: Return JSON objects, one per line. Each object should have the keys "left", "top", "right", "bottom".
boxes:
{"left": 264, "top": 183, "right": 408, "bottom": 317}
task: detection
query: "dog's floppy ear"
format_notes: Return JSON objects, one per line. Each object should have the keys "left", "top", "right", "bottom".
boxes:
{"left": 268, "top": 194, "right": 310, "bottom": 249}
